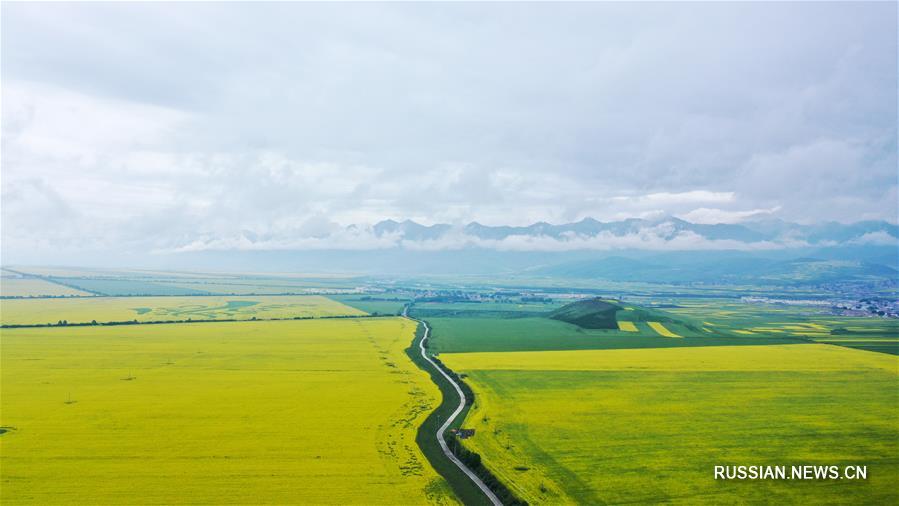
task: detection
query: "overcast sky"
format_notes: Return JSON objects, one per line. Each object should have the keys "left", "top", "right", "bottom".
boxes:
{"left": 2, "top": 2, "right": 896, "bottom": 261}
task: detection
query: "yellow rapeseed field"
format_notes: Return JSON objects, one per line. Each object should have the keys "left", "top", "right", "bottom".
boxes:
{"left": 0, "top": 278, "right": 91, "bottom": 297}
{"left": 441, "top": 344, "right": 899, "bottom": 504}
{"left": 0, "top": 295, "right": 364, "bottom": 325}
{"left": 647, "top": 321, "right": 682, "bottom": 337}
{"left": 0, "top": 318, "right": 455, "bottom": 505}
{"left": 616, "top": 321, "right": 638, "bottom": 332}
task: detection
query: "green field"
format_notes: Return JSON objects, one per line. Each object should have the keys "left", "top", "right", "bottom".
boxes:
{"left": 442, "top": 344, "right": 899, "bottom": 504}
{"left": 0, "top": 318, "right": 455, "bottom": 505}
{"left": 415, "top": 297, "right": 898, "bottom": 355}
{"left": 43, "top": 277, "right": 214, "bottom": 296}
{"left": 666, "top": 299, "right": 899, "bottom": 355}
{"left": 423, "top": 315, "right": 801, "bottom": 354}
{"left": 413, "top": 300, "right": 566, "bottom": 315}
{"left": 331, "top": 295, "right": 410, "bottom": 316}
{"left": 0, "top": 295, "right": 365, "bottom": 326}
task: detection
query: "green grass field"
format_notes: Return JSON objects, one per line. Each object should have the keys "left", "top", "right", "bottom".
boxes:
{"left": 331, "top": 295, "right": 410, "bottom": 315}
{"left": 414, "top": 300, "right": 566, "bottom": 314}
{"left": 0, "top": 295, "right": 365, "bottom": 326}
{"left": 423, "top": 316, "right": 802, "bottom": 353}
{"left": 43, "top": 277, "right": 214, "bottom": 296}
{"left": 0, "top": 318, "right": 455, "bottom": 505}
{"left": 442, "top": 344, "right": 899, "bottom": 504}
{"left": 666, "top": 299, "right": 899, "bottom": 355}
{"left": 416, "top": 297, "right": 897, "bottom": 355}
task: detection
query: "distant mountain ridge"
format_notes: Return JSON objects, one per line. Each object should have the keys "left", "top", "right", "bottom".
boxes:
{"left": 354, "top": 218, "right": 899, "bottom": 284}
{"left": 367, "top": 217, "right": 898, "bottom": 246}
{"left": 151, "top": 217, "right": 897, "bottom": 285}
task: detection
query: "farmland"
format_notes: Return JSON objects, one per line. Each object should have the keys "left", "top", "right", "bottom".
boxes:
{"left": 548, "top": 298, "right": 619, "bottom": 329}
{"left": 0, "top": 318, "right": 456, "bottom": 505}
{"left": 415, "top": 298, "right": 803, "bottom": 354}
{"left": 0, "top": 277, "right": 91, "bottom": 297}
{"left": 664, "top": 299, "right": 899, "bottom": 354}
{"left": 4, "top": 267, "right": 365, "bottom": 296}
{"left": 423, "top": 316, "right": 801, "bottom": 353}
{"left": 331, "top": 294, "right": 410, "bottom": 316}
{"left": 411, "top": 295, "right": 898, "bottom": 355}
{"left": 441, "top": 344, "right": 899, "bottom": 504}
{"left": 45, "top": 277, "right": 214, "bottom": 296}
{"left": 0, "top": 295, "right": 365, "bottom": 326}
{"left": 0, "top": 279, "right": 896, "bottom": 505}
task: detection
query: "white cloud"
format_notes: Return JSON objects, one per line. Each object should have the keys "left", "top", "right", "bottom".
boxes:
{"left": 850, "top": 231, "right": 898, "bottom": 246}
{"left": 156, "top": 221, "right": 804, "bottom": 254}
{"left": 615, "top": 191, "right": 735, "bottom": 206}
{"left": 678, "top": 206, "right": 781, "bottom": 224}
{"left": 1, "top": 2, "right": 896, "bottom": 263}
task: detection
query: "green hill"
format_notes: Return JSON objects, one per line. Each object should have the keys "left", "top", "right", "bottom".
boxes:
{"left": 549, "top": 298, "right": 620, "bottom": 329}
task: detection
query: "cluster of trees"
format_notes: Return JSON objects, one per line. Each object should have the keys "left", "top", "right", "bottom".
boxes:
{"left": 1, "top": 312, "right": 391, "bottom": 329}
{"left": 430, "top": 355, "right": 475, "bottom": 406}
{"left": 520, "top": 296, "right": 553, "bottom": 303}
{"left": 0, "top": 295, "right": 87, "bottom": 300}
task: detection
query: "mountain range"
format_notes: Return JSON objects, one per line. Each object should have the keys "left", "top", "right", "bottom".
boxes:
{"left": 366, "top": 217, "right": 898, "bottom": 246}
{"left": 166, "top": 217, "right": 898, "bottom": 286}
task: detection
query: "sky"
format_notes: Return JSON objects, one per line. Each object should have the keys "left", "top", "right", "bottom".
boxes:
{"left": 2, "top": 2, "right": 897, "bottom": 262}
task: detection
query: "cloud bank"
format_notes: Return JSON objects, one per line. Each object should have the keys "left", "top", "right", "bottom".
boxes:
{"left": 152, "top": 217, "right": 895, "bottom": 256}
{"left": 2, "top": 2, "right": 896, "bottom": 263}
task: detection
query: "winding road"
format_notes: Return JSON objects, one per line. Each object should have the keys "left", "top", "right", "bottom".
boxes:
{"left": 404, "top": 308, "right": 503, "bottom": 506}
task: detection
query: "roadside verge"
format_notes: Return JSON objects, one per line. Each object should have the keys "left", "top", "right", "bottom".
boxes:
{"left": 404, "top": 310, "right": 526, "bottom": 505}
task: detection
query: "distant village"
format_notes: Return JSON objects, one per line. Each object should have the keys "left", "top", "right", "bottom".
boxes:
{"left": 741, "top": 296, "right": 899, "bottom": 319}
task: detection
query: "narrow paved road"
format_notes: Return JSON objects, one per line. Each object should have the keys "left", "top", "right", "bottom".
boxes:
{"left": 404, "top": 309, "right": 503, "bottom": 506}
